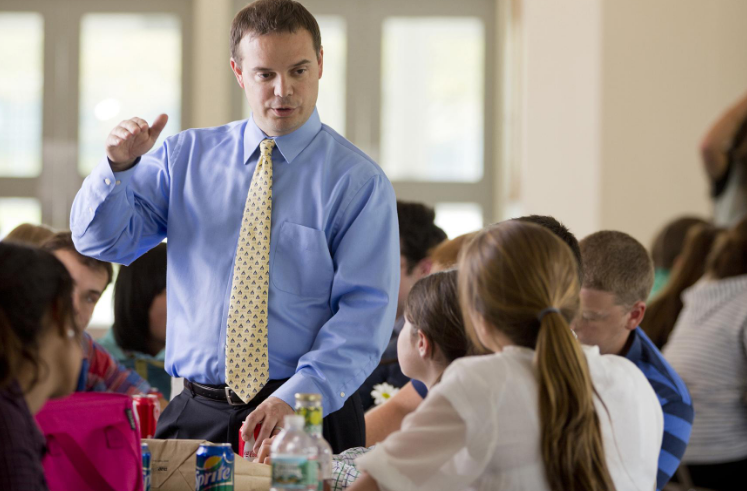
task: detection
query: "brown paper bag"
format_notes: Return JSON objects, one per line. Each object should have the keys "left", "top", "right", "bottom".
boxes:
{"left": 143, "top": 439, "right": 270, "bottom": 491}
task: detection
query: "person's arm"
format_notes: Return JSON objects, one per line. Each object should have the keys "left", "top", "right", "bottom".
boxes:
{"left": 655, "top": 399, "right": 694, "bottom": 490}
{"left": 83, "top": 332, "right": 153, "bottom": 396}
{"left": 700, "top": 90, "right": 747, "bottom": 182}
{"left": 71, "top": 115, "right": 170, "bottom": 265}
{"left": 365, "top": 382, "right": 423, "bottom": 446}
{"left": 245, "top": 173, "right": 400, "bottom": 450}
{"left": 352, "top": 391, "right": 483, "bottom": 491}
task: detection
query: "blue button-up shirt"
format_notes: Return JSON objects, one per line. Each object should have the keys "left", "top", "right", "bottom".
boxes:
{"left": 71, "top": 109, "right": 399, "bottom": 415}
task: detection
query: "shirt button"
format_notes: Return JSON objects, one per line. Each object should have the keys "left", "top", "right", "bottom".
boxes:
{"left": 115, "top": 180, "right": 121, "bottom": 185}
{"left": 104, "top": 178, "right": 111, "bottom": 185}
{"left": 340, "top": 392, "right": 345, "bottom": 398}
{"left": 89, "top": 206, "right": 93, "bottom": 214}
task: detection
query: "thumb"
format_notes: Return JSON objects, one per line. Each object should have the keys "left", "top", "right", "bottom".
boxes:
{"left": 149, "top": 113, "right": 169, "bottom": 140}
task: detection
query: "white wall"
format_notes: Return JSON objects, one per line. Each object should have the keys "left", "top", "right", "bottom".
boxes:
{"left": 516, "top": 0, "right": 747, "bottom": 246}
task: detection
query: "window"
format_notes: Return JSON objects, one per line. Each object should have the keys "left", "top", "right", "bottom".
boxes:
{"left": 0, "top": 13, "right": 43, "bottom": 177}
{"left": 0, "top": 198, "right": 42, "bottom": 239}
{"left": 434, "top": 202, "right": 483, "bottom": 239}
{"left": 79, "top": 13, "right": 182, "bottom": 175}
{"left": 380, "top": 18, "right": 485, "bottom": 182}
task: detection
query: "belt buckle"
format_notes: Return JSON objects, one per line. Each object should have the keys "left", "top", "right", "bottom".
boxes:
{"left": 225, "top": 387, "right": 243, "bottom": 406}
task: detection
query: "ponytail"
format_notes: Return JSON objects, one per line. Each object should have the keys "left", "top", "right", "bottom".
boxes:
{"left": 536, "top": 312, "right": 615, "bottom": 491}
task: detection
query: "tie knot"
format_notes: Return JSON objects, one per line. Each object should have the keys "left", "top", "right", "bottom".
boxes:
{"left": 260, "top": 139, "right": 275, "bottom": 157}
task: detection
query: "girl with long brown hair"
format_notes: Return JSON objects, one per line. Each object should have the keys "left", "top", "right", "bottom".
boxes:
{"left": 349, "top": 221, "right": 662, "bottom": 491}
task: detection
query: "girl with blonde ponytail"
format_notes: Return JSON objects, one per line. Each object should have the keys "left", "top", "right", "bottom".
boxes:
{"left": 350, "top": 221, "right": 662, "bottom": 491}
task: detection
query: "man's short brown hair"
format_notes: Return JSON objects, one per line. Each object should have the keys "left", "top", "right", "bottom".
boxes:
{"left": 42, "top": 231, "right": 113, "bottom": 286}
{"left": 231, "top": 0, "right": 322, "bottom": 68}
{"left": 580, "top": 230, "right": 654, "bottom": 306}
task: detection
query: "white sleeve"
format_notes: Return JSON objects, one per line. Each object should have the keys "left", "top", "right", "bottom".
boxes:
{"left": 355, "top": 360, "right": 500, "bottom": 491}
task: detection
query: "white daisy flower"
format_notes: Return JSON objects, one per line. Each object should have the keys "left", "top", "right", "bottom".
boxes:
{"left": 371, "top": 382, "right": 400, "bottom": 406}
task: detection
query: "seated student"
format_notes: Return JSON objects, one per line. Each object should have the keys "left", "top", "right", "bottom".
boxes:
{"left": 40, "top": 232, "right": 155, "bottom": 397}
{"left": 0, "top": 243, "right": 84, "bottom": 491}
{"left": 663, "top": 216, "right": 747, "bottom": 491}
{"left": 642, "top": 223, "right": 722, "bottom": 348}
{"left": 574, "top": 231, "right": 694, "bottom": 490}
{"left": 255, "top": 269, "right": 469, "bottom": 489}
{"left": 649, "top": 216, "right": 708, "bottom": 299}
{"left": 364, "top": 214, "right": 583, "bottom": 447}
{"left": 98, "top": 243, "right": 170, "bottom": 398}
{"left": 350, "top": 221, "right": 663, "bottom": 491}
{"left": 358, "top": 201, "right": 446, "bottom": 411}
{"left": 2, "top": 223, "right": 55, "bottom": 246}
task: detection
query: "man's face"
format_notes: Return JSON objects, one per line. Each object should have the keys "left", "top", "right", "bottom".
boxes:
{"left": 53, "top": 249, "right": 109, "bottom": 329}
{"left": 397, "top": 256, "right": 431, "bottom": 319}
{"left": 573, "top": 288, "right": 640, "bottom": 356}
{"left": 231, "top": 29, "right": 322, "bottom": 137}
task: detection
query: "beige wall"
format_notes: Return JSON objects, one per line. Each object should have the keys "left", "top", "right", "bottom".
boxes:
{"left": 515, "top": 0, "right": 747, "bottom": 247}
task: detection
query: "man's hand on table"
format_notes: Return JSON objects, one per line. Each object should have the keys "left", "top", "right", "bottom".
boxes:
{"left": 241, "top": 396, "right": 294, "bottom": 456}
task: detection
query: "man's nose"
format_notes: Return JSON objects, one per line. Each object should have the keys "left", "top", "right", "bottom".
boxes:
{"left": 273, "top": 75, "right": 292, "bottom": 98}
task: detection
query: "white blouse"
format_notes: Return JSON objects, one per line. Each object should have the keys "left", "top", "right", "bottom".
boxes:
{"left": 356, "top": 346, "right": 663, "bottom": 491}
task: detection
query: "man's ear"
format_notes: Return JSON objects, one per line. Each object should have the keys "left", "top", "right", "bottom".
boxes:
{"left": 230, "top": 58, "right": 244, "bottom": 89}
{"left": 626, "top": 301, "right": 646, "bottom": 331}
{"left": 317, "top": 47, "right": 324, "bottom": 79}
{"left": 417, "top": 258, "right": 433, "bottom": 277}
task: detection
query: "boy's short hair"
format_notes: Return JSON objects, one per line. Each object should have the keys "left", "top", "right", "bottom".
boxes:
{"left": 42, "top": 231, "right": 114, "bottom": 286}
{"left": 580, "top": 230, "right": 654, "bottom": 306}
{"left": 397, "top": 201, "right": 447, "bottom": 273}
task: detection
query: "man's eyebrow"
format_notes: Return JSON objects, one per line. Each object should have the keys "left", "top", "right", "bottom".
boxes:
{"left": 251, "top": 59, "right": 312, "bottom": 72}
{"left": 85, "top": 289, "right": 103, "bottom": 297}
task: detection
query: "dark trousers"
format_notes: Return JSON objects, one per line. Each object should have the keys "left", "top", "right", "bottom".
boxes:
{"left": 155, "top": 379, "right": 365, "bottom": 454}
{"left": 687, "top": 457, "right": 747, "bottom": 491}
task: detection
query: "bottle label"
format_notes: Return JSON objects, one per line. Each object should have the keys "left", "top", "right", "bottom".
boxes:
{"left": 272, "top": 456, "right": 316, "bottom": 489}
{"left": 296, "top": 406, "right": 323, "bottom": 436}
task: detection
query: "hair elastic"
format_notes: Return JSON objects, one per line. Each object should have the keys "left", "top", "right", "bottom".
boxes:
{"left": 537, "top": 307, "right": 561, "bottom": 322}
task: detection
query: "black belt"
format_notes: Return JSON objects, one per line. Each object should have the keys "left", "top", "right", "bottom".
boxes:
{"left": 184, "top": 380, "right": 247, "bottom": 406}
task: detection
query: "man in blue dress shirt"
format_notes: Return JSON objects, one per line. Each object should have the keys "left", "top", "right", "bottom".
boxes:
{"left": 70, "top": 0, "right": 399, "bottom": 454}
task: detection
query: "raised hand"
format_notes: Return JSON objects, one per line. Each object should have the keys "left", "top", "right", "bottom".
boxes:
{"left": 105, "top": 114, "right": 168, "bottom": 172}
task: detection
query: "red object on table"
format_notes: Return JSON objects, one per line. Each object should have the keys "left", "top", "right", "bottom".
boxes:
{"left": 238, "top": 423, "right": 262, "bottom": 459}
{"left": 132, "top": 394, "right": 159, "bottom": 439}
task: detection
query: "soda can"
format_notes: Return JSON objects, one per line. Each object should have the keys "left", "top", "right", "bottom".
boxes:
{"left": 133, "top": 394, "right": 158, "bottom": 439}
{"left": 196, "top": 443, "right": 234, "bottom": 490}
{"left": 141, "top": 442, "right": 152, "bottom": 491}
{"left": 238, "top": 423, "right": 262, "bottom": 459}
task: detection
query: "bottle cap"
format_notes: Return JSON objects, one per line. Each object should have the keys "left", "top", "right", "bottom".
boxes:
{"left": 295, "top": 393, "right": 322, "bottom": 403}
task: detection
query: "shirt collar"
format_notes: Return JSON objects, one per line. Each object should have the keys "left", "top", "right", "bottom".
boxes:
{"left": 623, "top": 327, "right": 643, "bottom": 362}
{"left": 242, "top": 108, "right": 322, "bottom": 165}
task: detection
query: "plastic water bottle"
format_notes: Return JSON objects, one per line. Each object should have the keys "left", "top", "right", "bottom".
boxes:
{"left": 270, "top": 415, "right": 318, "bottom": 491}
{"left": 295, "top": 393, "right": 333, "bottom": 491}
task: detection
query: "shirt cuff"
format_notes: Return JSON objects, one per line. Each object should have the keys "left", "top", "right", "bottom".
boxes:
{"left": 270, "top": 373, "right": 331, "bottom": 415}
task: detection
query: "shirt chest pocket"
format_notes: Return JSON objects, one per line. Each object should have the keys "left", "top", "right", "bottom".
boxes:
{"left": 272, "top": 222, "right": 334, "bottom": 298}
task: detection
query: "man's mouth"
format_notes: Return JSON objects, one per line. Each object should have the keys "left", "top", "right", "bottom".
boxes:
{"left": 271, "top": 107, "right": 296, "bottom": 117}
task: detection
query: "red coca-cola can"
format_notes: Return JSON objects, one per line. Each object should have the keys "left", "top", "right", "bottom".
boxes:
{"left": 238, "top": 423, "right": 261, "bottom": 459}
{"left": 133, "top": 394, "right": 160, "bottom": 439}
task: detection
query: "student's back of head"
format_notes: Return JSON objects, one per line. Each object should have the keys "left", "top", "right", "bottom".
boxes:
{"left": 113, "top": 243, "right": 168, "bottom": 356}
{"left": 2, "top": 223, "right": 55, "bottom": 247}
{"left": 706, "top": 215, "right": 747, "bottom": 279}
{"left": 0, "top": 242, "right": 81, "bottom": 396}
{"left": 458, "top": 221, "right": 614, "bottom": 491}
{"left": 642, "top": 224, "right": 723, "bottom": 348}
{"left": 513, "top": 215, "right": 583, "bottom": 283}
{"left": 402, "top": 270, "right": 469, "bottom": 372}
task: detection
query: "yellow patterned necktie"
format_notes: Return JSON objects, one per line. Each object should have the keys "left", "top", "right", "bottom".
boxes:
{"left": 226, "top": 138, "right": 275, "bottom": 403}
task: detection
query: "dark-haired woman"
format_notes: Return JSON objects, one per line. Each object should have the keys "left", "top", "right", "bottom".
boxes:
{"left": 98, "top": 243, "right": 170, "bottom": 398}
{"left": 349, "top": 222, "right": 663, "bottom": 491}
{"left": 0, "top": 243, "right": 84, "bottom": 490}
